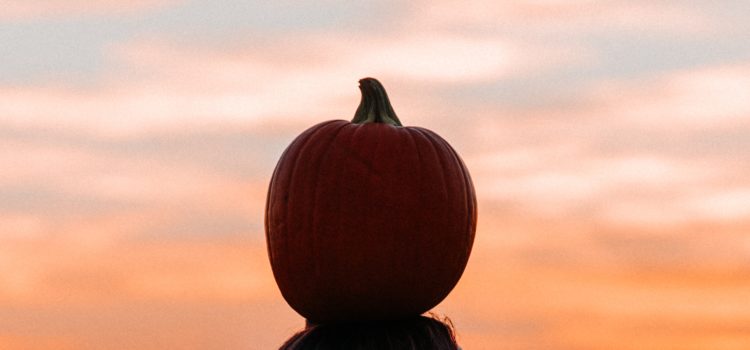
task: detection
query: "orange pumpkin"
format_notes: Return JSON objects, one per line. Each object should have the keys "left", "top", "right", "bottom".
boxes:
{"left": 265, "top": 78, "right": 477, "bottom": 322}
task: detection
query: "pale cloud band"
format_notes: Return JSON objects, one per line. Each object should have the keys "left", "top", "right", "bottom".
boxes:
{"left": 1, "top": 1, "right": 750, "bottom": 349}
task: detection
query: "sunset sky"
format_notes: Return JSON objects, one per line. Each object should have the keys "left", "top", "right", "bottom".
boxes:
{"left": 2, "top": 1, "right": 750, "bottom": 349}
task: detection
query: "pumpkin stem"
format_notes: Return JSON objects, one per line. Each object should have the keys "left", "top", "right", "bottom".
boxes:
{"left": 352, "top": 77, "right": 403, "bottom": 126}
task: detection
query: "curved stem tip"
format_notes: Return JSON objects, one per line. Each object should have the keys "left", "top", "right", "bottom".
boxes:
{"left": 352, "top": 77, "right": 402, "bottom": 126}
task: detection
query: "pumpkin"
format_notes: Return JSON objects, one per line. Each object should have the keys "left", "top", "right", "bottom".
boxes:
{"left": 265, "top": 78, "right": 477, "bottom": 322}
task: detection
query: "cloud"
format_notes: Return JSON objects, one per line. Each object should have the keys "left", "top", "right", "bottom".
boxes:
{"left": 0, "top": 222, "right": 275, "bottom": 305}
{"left": 1, "top": 2, "right": 749, "bottom": 348}
{"left": 414, "top": 0, "right": 718, "bottom": 36}
{"left": 0, "top": 235, "right": 298, "bottom": 349}
{"left": 0, "top": 137, "right": 248, "bottom": 206}
{"left": 684, "top": 187, "right": 750, "bottom": 221}
{"left": 0, "top": 28, "right": 584, "bottom": 138}
{"left": 0, "top": 0, "right": 180, "bottom": 21}
{"left": 470, "top": 147, "right": 725, "bottom": 223}
{"left": 0, "top": 214, "right": 47, "bottom": 239}
{"left": 441, "top": 217, "right": 750, "bottom": 348}
{"left": 463, "top": 61, "right": 750, "bottom": 226}
{"left": 587, "top": 63, "right": 750, "bottom": 130}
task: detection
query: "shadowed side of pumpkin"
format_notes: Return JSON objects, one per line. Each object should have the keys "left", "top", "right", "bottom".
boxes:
{"left": 265, "top": 78, "right": 477, "bottom": 323}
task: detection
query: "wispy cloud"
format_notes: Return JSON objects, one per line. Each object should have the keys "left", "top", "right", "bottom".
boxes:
{"left": 465, "top": 61, "right": 750, "bottom": 226}
{"left": 586, "top": 63, "right": 750, "bottom": 130}
{"left": 415, "top": 0, "right": 718, "bottom": 35}
{"left": 0, "top": 28, "right": 586, "bottom": 137}
{"left": 0, "top": 0, "right": 180, "bottom": 21}
{"left": 2, "top": 1, "right": 750, "bottom": 349}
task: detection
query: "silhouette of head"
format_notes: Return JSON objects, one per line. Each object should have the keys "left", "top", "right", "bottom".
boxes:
{"left": 279, "top": 314, "right": 460, "bottom": 350}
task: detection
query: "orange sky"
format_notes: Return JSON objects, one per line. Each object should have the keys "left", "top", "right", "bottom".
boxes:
{"left": 2, "top": 1, "right": 750, "bottom": 349}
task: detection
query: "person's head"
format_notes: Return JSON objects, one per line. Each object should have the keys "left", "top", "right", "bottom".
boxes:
{"left": 279, "top": 314, "right": 459, "bottom": 350}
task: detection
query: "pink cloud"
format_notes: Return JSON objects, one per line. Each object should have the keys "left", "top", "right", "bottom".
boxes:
{"left": 587, "top": 63, "right": 750, "bottom": 130}
{"left": 0, "top": 29, "right": 585, "bottom": 138}
{"left": 469, "top": 145, "right": 727, "bottom": 224}
{"left": 462, "top": 62, "right": 750, "bottom": 226}
{"left": 1, "top": 4, "right": 748, "bottom": 347}
{"left": 0, "top": 214, "right": 47, "bottom": 239}
{"left": 683, "top": 187, "right": 750, "bottom": 221}
{"left": 0, "top": 0, "right": 180, "bottom": 21}
{"left": 0, "top": 137, "right": 251, "bottom": 206}
{"left": 415, "top": 1, "right": 718, "bottom": 36}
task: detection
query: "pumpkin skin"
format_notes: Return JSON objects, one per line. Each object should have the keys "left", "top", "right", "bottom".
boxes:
{"left": 265, "top": 78, "right": 477, "bottom": 322}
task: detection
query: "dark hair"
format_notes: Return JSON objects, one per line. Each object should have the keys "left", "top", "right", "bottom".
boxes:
{"left": 279, "top": 314, "right": 460, "bottom": 350}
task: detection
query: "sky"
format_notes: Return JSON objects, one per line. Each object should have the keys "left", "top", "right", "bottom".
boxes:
{"left": 1, "top": 1, "right": 750, "bottom": 349}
